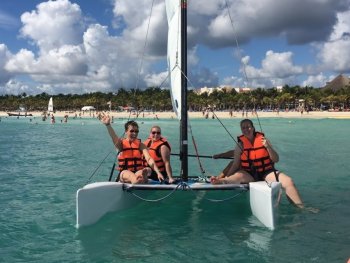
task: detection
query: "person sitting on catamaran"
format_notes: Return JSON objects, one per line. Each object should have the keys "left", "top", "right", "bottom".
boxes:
{"left": 143, "top": 126, "right": 175, "bottom": 184}
{"left": 99, "top": 113, "right": 164, "bottom": 184}
{"left": 211, "top": 118, "right": 304, "bottom": 207}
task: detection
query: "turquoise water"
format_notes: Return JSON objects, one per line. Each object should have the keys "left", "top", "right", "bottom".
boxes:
{"left": 0, "top": 116, "right": 349, "bottom": 263}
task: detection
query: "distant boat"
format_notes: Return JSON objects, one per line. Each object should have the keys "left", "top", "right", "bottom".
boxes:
{"left": 7, "top": 104, "right": 32, "bottom": 117}
{"left": 48, "top": 97, "right": 53, "bottom": 112}
{"left": 7, "top": 112, "right": 32, "bottom": 117}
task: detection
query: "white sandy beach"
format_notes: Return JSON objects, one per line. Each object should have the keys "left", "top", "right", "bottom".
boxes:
{"left": 1, "top": 110, "right": 350, "bottom": 119}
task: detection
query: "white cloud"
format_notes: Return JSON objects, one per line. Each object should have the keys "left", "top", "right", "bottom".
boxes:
{"left": 5, "top": 45, "right": 87, "bottom": 75}
{"left": 1, "top": 0, "right": 350, "bottom": 95}
{"left": 206, "top": 0, "right": 348, "bottom": 47}
{"left": 144, "top": 71, "right": 169, "bottom": 88}
{"left": 302, "top": 73, "right": 329, "bottom": 88}
{"left": 20, "top": 0, "right": 85, "bottom": 52}
{"left": 1, "top": 79, "right": 30, "bottom": 95}
{"left": 243, "top": 51, "right": 302, "bottom": 80}
{"left": 316, "top": 10, "right": 350, "bottom": 73}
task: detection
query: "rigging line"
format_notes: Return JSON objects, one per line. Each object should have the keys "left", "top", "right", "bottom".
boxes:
{"left": 224, "top": 0, "right": 249, "bottom": 85}
{"left": 211, "top": 110, "right": 237, "bottom": 143}
{"left": 171, "top": 153, "right": 233, "bottom": 159}
{"left": 181, "top": 181, "right": 248, "bottom": 202}
{"left": 135, "top": 0, "right": 156, "bottom": 90}
{"left": 126, "top": 183, "right": 183, "bottom": 202}
{"left": 223, "top": 0, "right": 263, "bottom": 133}
{"left": 203, "top": 190, "right": 247, "bottom": 202}
{"left": 169, "top": 18, "right": 254, "bottom": 172}
{"left": 158, "top": 72, "right": 171, "bottom": 89}
{"left": 85, "top": 150, "right": 113, "bottom": 185}
{"left": 127, "top": 0, "right": 155, "bottom": 122}
{"left": 171, "top": 63, "right": 209, "bottom": 180}
{"left": 188, "top": 122, "right": 207, "bottom": 181}
{"left": 211, "top": 109, "right": 251, "bottom": 160}
{"left": 175, "top": 65, "right": 247, "bottom": 168}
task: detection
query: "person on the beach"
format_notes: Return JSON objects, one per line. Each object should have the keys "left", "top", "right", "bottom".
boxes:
{"left": 210, "top": 119, "right": 304, "bottom": 207}
{"left": 143, "top": 126, "right": 175, "bottom": 184}
{"left": 50, "top": 114, "right": 55, "bottom": 124}
{"left": 99, "top": 113, "right": 164, "bottom": 184}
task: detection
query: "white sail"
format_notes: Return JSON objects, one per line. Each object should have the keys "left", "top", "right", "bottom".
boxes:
{"left": 166, "top": 0, "right": 182, "bottom": 119}
{"left": 48, "top": 97, "right": 53, "bottom": 112}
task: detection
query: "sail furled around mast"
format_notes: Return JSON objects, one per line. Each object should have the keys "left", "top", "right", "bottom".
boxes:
{"left": 165, "top": 0, "right": 182, "bottom": 119}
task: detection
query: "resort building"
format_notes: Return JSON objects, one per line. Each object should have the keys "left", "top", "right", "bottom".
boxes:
{"left": 323, "top": 74, "right": 350, "bottom": 91}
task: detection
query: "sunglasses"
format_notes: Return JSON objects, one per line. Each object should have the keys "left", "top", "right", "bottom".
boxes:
{"left": 129, "top": 129, "right": 139, "bottom": 133}
{"left": 151, "top": 131, "right": 161, "bottom": 135}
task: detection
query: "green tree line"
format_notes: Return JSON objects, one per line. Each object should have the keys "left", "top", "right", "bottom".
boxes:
{"left": 1, "top": 85, "right": 349, "bottom": 112}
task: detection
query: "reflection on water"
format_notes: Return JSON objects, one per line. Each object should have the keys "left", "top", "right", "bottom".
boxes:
{"left": 245, "top": 216, "right": 273, "bottom": 253}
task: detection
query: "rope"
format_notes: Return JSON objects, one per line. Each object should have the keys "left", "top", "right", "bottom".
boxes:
{"left": 203, "top": 190, "right": 247, "bottom": 202}
{"left": 211, "top": 110, "right": 237, "bottom": 143}
{"left": 180, "top": 181, "right": 248, "bottom": 202}
{"left": 126, "top": 182, "right": 183, "bottom": 202}
{"left": 188, "top": 122, "right": 208, "bottom": 182}
{"left": 85, "top": 150, "right": 113, "bottom": 185}
{"left": 223, "top": 0, "right": 263, "bottom": 133}
{"left": 224, "top": 0, "right": 249, "bottom": 86}
{"left": 135, "top": 0, "right": 155, "bottom": 90}
{"left": 124, "top": 180, "right": 248, "bottom": 203}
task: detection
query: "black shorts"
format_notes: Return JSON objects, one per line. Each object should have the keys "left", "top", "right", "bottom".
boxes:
{"left": 253, "top": 169, "right": 279, "bottom": 181}
{"left": 149, "top": 170, "right": 168, "bottom": 181}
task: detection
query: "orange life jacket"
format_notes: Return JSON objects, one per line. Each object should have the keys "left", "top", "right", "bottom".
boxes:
{"left": 143, "top": 137, "right": 171, "bottom": 172}
{"left": 117, "top": 139, "right": 144, "bottom": 172}
{"left": 238, "top": 132, "right": 274, "bottom": 174}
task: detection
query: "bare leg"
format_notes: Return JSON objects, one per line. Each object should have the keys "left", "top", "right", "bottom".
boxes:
{"left": 211, "top": 170, "right": 254, "bottom": 184}
{"left": 120, "top": 169, "right": 149, "bottom": 184}
{"left": 214, "top": 161, "right": 234, "bottom": 179}
{"left": 221, "top": 161, "right": 234, "bottom": 177}
{"left": 266, "top": 172, "right": 303, "bottom": 206}
{"left": 119, "top": 170, "right": 136, "bottom": 183}
{"left": 135, "top": 168, "right": 151, "bottom": 183}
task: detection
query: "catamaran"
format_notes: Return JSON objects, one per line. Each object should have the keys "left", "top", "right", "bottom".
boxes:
{"left": 48, "top": 97, "right": 53, "bottom": 112}
{"left": 76, "top": 0, "right": 281, "bottom": 230}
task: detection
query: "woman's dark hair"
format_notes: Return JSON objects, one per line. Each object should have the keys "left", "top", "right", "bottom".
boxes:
{"left": 240, "top": 119, "right": 255, "bottom": 131}
{"left": 124, "top": 120, "right": 138, "bottom": 131}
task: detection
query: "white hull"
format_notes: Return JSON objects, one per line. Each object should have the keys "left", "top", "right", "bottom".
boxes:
{"left": 76, "top": 181, "right": 280, "bottom": 229}
{"left": 249, "top": 181, "right": 281, "bottom": 230}
{"left": 76, "top": 182, "right": 141, "bottom": 228}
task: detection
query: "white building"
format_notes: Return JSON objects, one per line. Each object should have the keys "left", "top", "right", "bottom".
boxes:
{"left": 276, "top": 86, "right": 283, "bottom": 92}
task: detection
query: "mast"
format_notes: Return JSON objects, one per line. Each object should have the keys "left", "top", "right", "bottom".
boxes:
{"left": 180, "top": 0, "right": 188, "bottom": 181}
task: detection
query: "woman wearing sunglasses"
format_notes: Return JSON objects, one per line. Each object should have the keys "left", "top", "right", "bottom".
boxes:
{"left": 99, "top": 113, "right": 164, "bottom": 184}
{"left": 143, "top": 126, "right": 175, "bottom": 184}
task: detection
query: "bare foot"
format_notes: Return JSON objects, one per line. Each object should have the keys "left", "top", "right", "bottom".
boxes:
{"left": 119, "top": 172, "right": 126, "bottom": 183}
{"left": 210, "top": 176, "right": 224, "bottom": 185}
{"left": 168, "top": 178, "right": 175, "bottom": 184}
{"left": 133, "top": 168, "right": 149, "bottom": 184}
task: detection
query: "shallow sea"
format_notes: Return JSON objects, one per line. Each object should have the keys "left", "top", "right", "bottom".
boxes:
{"left": 0, "top": 115, "right": 349, "bottom": 263}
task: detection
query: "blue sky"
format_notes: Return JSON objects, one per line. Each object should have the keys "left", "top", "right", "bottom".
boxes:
{"left": 1, "top": 0, "right": 350, "bottom": 95}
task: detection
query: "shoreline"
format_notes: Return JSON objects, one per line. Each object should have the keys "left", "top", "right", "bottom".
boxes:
{"left": 1, "top": 110, "right": 350, "bottom": 119}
